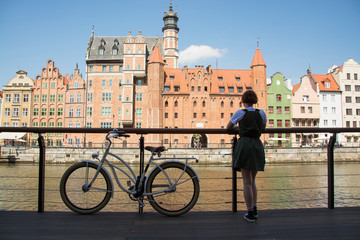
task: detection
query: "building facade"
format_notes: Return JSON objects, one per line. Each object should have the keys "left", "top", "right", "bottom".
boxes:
{"left": 310, "top": 72, "right": 342, "bottom": 145}
{"left": 0, "top": 70, "right": 34, "bottom": 143}
{"left": 30, "top": 60, "right": 69, "bottom": 146}
{"left": 291, "top": 71, "right": 320, "bottom": 147}
{"left": 64, "top": 64, "right": 86, "bottom": 147}
{"left": 266, "top": 72, "right": 292, "bottom": 147}
{"left": 330, "top": 58, "right": 360, "bottom": 146}
{"left": 84, "top": 3, "right": 268, "bottom": 147}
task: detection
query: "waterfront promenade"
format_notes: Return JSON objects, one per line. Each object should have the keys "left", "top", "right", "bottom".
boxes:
{"left": 1, "top": 207, "right": 359, "bottom": 239}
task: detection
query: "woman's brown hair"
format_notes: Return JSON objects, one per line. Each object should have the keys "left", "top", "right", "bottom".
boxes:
{"left": 241, "top": 90, "right": 258, "bottom": 104}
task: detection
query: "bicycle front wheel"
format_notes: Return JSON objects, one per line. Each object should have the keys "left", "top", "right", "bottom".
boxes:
{"left": 146, "top": 162, "right": 200, "bottom": 216}
{"left": 60, "top": 162, "right": 112, "bottom": 214}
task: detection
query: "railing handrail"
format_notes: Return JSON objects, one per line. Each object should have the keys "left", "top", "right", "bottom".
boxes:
{"left": 1, "top": 127, "right": 360, "bottom": 134}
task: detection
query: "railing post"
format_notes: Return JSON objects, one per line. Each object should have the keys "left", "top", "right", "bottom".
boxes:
{"left": 232, "top": 135, "right": 238, "bottom": 212}
{"left": 139, "top": 135, "right": 145, "bottom": 214}
{"left": 327, "top": 133, "right": 336, "bottom": 209}
{"left": 38, "top": 134, "right": 45, "bottom": 213}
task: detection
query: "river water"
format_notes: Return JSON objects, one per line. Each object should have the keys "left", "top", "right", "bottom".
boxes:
{"left": 0, "top": 162, "right": 359, "bottom": 212}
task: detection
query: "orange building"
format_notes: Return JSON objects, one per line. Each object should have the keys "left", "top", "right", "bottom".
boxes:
{"left": 84, "top": 3, "right": 267, "bottom": 147}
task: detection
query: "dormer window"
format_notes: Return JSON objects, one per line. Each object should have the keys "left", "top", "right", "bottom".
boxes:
{"left": 100, "top": 39, "right": 106, "bottom": 46}
{"left": 99, "top": 49, "right": 104, "bottom": 55}
{"left": 325, "top": 81, "right": 330, "bottom": 88}
{"left": 114, "top": 39, "right": 119, "bottom": 46}
{"left": 112, "top": 48, "right": 118, "bottom": 55}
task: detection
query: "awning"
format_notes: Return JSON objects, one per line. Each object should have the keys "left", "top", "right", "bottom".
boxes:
{"left": 0, "top": 132, "right": 26, "bottom": 140}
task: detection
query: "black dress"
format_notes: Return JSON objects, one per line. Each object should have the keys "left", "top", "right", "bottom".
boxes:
{"left": 233, "top": 109, "right": 265, "bottom": 171}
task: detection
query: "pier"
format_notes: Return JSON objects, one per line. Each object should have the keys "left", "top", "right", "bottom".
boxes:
{"left": 1, "top": 208, "right": 360, "bottom": 239}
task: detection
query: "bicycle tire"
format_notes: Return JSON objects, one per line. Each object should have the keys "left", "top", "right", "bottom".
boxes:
{"left": 60, "top": 162, "right": 112, "bottom": 214}
{"left": 146, "top": 162, "right": 200, "bottom": 216}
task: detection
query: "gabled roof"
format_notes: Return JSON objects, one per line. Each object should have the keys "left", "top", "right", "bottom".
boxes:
{"left": 250, "top": 48, "right": 266, "bottom": 68}
{"left": 312, "top": 74, "right": 341, "bottom": 92}
{"left": 292, "top": 83, "right": 300, "bottom": 95}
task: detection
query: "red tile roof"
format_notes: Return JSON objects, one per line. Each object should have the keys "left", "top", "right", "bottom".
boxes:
{"left": 148, "top": 46, "right": 165, "bottom": 64}
{"left": 312, "top": 74, "right": 341, "bottom": 92}
{"left": 251, "top": 48, "right": 266, "bottom": 68}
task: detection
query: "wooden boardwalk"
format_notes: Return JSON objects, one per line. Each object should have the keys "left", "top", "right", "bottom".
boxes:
{"left": 1, "top": 207, "right": 360, "bottom": 239}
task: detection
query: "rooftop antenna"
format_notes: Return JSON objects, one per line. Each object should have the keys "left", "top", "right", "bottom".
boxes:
{"left": 216, "top": 59, "right": 218, "bottom": 69}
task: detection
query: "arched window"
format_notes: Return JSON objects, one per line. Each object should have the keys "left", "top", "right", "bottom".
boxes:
{"left": 193, "top": 101, "right": 197, "bottom": 107}
{"left": 165, "top": 101, "right": 168, "bottom": 107}
{"left": 221, "top": 101, "right": 224, "bottom": 108}
{"left": 202, "top": 101, "right": 206, "bottom": 107}
{"left": 174, "top": 101, "right": 178, "bottom": 107}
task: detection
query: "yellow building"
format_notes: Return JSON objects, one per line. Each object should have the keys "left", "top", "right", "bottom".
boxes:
{"left": 0, "top": 70, "right": 34, "bottom": 144}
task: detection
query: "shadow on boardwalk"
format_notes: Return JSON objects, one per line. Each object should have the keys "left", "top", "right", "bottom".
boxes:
{"left": 1, "top": 207, "right": 360, "bottom": 240}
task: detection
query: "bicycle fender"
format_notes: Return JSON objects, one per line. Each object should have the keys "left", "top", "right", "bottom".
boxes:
{"left": 146, "top": 160, "right": 201, "bottom": 186}
{"left": 81, "top": 160, "right": 114, "bottom": 198}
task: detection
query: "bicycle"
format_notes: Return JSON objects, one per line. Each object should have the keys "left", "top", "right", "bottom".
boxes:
{"left": 60, "top": 129, "right": 200, "bottom": 216}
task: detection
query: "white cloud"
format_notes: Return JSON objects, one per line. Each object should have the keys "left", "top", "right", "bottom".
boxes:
{"left": 178, "top": 45, "right": 227, "bottom": 65}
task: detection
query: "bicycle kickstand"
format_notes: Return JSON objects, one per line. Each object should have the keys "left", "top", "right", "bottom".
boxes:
{"left": 138, "top": 197, "right": 144, "bottom": 213}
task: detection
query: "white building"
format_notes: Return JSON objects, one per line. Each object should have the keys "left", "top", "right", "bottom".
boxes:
{"left": 310, "top": 73, "right": 342, "bottom": 145}
{"left": 330, "top": 58, "right": 360, "bottom": 146}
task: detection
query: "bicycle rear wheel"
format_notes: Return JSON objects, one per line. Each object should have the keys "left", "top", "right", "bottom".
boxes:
{"left": 146, "top": 162, "right": 200, "bottom": 216}
{"left": 60, "top": 162, "right": 112, "bottom": 214}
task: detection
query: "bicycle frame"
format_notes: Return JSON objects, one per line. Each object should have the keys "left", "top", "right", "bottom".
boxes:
{"left": 84, "top": 137, "right": 199, "bottom": 199}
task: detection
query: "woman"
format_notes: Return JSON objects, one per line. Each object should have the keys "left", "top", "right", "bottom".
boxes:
{"left": 226, "top": 90, "right": 267, "bottom": 222}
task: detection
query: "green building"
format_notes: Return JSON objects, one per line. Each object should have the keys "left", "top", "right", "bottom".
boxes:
{"left": 266, "top": 72, "right": 292, "bottom": 147}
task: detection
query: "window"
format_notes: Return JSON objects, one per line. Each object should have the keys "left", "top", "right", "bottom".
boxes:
{"left": 87, "top": 93, "right": 93, "bottom": 102}
{"left": 41, "top": 108, "right": 47, "bottom": 116}
{"left": 356, "top": 97, "right": 360, "bottom": 103}
{"left": 285, "top": 107, "right": 290, "bottom": 114}
{"left": 69, "top": 95, "right": 74, "bottom": 103}
{"left": 43, "top": 83, "right": 47, "bottom": 89}
{"left": 276, "top": 94, "right": 282, "bottom": 101}
{"left": 109, "top": 79, "right": 113, "bottom": 87}
{"left": 302, "top": 95, "right": 309, "bottom": 102}
{"left": 230, "top": 101, "right": 233, "bottom": 107}
{"left": 164, "top": 86, "right": 170, "bottom": 92}
{"left": 198, "top": 86, "right": 201, "bottom": 92}
{"left": 353, "top": 121, "right": 357, "bottom": 128}
{"left": 332, "top": 120, "right": 337, "bottom": 126}
{"left": 347, "top": 73, "right": 351, "bottom": 80}
{"left": 76, "top": 109, "right": 81, "bottom": 117}
{"left": 69, "top": 109, "right": 74, "bottom": 117}
{"left": 42, "top": 95, "right": 47, "bottom": 102}
{"left": 22, "top": 108, "right": 28, "bottom": 117}
{"left": 100, "top": 122, "right": 112, "bottom": 128}
{"left": 308, "top": 107, "right": 313, "bottom": 113}
{"left": 136, "top": 93, "right": 142, "bottom": 101}
{"left": 13, "top": 94, "right": 20, "bottom": 103}
{"left": 345, "top": 85, "right": 351, "bottom": 91}
{"left": 356, "top": 85, "right": 360, "bottom": 91}
{"left": 268, "top": 106, "right": 274, "bottom": 114}
{"left": 113, "top": 49, "right": 118, "bottom": 55}
{"left": 236, "top": 77, "right": 240, "bottom": 81}
{"left": 221, "top": 113, "right": 224, "bottom": 119}
{"left": 99, "top": 49, "right": 104, "bottom": 55}
{"left": 202, "top": 113, "right": 206, "bottom": 118}
{"left": 237, "top": 87, "right": 243, "bottom": 93}
{"left": 355, "top": 73, "right": 358, "bottom": 80}
{"left": 324, "top": 120, "right": 328, "bottom": 126}
{"left": 136, "top": 108, "right": 142, "bottom": 117}
{"left": 331, "top": 95, "right": 335, "bottom": 101}
{"left": 202, "top": 101, "right": 206, "bottom": 107}
{"left": 165, "top": 113, "right": 168, "bottom": 118}
{"left": 33, "top": 108, "right": 39, "bottom": 116}
{"left": 50, "top": 94, "right": 55, "bottom": 102}
{"left": 193, "top": 101, "right": 197, "bottom": 107}
{"left": 137, "top": 80, "right": 142, "bottom": 86}
{"left": 49, "top": 108, "right": 55, "bottom": 116}
{"left": 165, "top": 101, "right": 168, "bottom": 107}
{"left": 174, "top": 86, "right": 180, "bottom": 92}
{"left": 5, "top": 94, "right": 11, "bottom": 102}
{"left": 102, "top": 93, "right": 112, "bottom": 101}
{"left": 102, "top": 79, "right": 106, "bottom": 87}
{"left": 34, "top": 95, "right": 39, "bottom": 102}
{"left": 276, "top": 107, "right": 282, "bottom": 114}
{"left": 193, "top": 113, "right": 197, "bottom": 118}
{"left": 218, "top": 77, "right": 223, "bottom": 81}
{"left": 101, "top": 107, "right": 111, "bottom": 116}
{"left": 191, "top": 86, "right": 194, "bottom": 92}
{"left": 332, "top": 107, "right": 336, "bottom": 114}
{"left": 170, "top": 76, "right": 174, "bottom": 80}
{"left": 346, "top": 109, "right": 353, "bottom": 115}
{"left": 301, "top": 107, "right": 305, "bottom": 113}
{"left": 87, "top": 107, "right": 93, "bottom": 116}
{"left": 269, "top": 119, "right": 274, "bottom": 127}
{"left": 175, "top": 101, "right": 178, "bottom": 107}
{"left": 89, "top": 79, "right": 93, "bottom": 87}
{"left": 346, "top": 97, "right": 352, "bottom": 103}
{"left": 58, "top": 94, "right": 64, "bottom": 102}
{"left": 285, "top": 120, "right": 290, "bottom": 127}
{"left": 325, "top": 82, "right": 330, "bottom": 88}
{"left": 221, "top": 101, "right": 224, "bottom": 108}
{"left": 219, "top": 87, "right": 225, "bottom": 93}
{"left": 57, "top": 108, "right": 63, "bottom": 116}
{"left": 357, "top": 109, "right": 360, "bottom": 115}
{"left": 89, "top": 66, "right": 93, "bottom": 72}
{"left": 174, "top": 113, "right": 178, "bottom": 118}
{"left": 76, "top": 94, "right": 81, "bottom": 102}
{"left": 277, "top": 120, "right": 282, "bottom": 127}
{"left": 323, "top": 107, "right": 327, "bottom": 114}
{"left": 102, "top": 66, "right": 106, "bottom": 72}
{"left": 74, "top": 81, "right": 79, "bottom": 88}
{"left": 228, "top": 87, "right": 234, "bottom": 93}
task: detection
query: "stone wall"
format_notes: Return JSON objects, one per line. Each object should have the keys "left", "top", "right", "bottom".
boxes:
{"left": 2, "top": 146, "right": 359, "bottom": 164}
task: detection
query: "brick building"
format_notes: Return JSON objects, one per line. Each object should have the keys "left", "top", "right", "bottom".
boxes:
{"left": 84, "top": 3, "right": 267, "bottom": 147}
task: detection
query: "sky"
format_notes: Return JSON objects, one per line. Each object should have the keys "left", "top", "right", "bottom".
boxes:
{"left": 0, "top": 0, "right": 359, "bottom": 87}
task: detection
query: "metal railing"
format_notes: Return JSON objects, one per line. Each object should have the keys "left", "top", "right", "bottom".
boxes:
{"left": 0, "top": 127, "right": 359, "bottom": 213}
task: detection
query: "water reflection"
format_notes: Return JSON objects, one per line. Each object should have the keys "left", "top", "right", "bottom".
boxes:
{"left": 0, "top": 163, "right": 359, "bottom": 212}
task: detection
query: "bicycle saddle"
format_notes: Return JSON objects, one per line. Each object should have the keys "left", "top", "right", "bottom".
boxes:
{"left": 145, "top": 146, "right": 166, "bottom": 153}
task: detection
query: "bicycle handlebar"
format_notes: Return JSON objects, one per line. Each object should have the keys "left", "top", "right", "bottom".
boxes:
{"left": 106, "top": 129, "right": 130, "bottom": 140}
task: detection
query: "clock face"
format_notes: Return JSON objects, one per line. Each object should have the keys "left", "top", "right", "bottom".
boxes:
{"left": 276, "top": 80, "right": 280, "bottom": 85}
